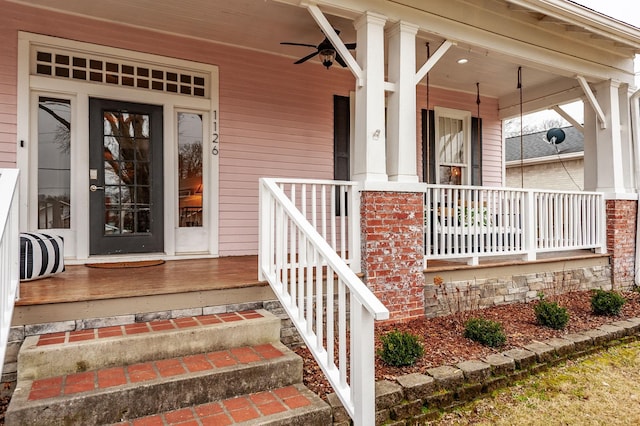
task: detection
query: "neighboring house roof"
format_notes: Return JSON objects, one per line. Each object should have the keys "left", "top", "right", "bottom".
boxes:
{"left": 505, "top": 126, "right": 583, "bottom": 163}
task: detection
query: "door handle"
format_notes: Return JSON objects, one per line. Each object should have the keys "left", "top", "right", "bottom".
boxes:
{"left": 90, "top": 184, "right": 104, "bottom": 192}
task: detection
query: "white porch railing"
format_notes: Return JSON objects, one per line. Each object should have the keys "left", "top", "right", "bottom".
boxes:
{"left": 0, "top": 169, "right": 20, "bottom": 374}
{"left": 259, "top": 178, "right": 389, "bottom": 426}
{"left": 425, "top": 184, "right": 605, "bottom": 265}
{"left": 268, "top": 178, "right": 361, "bottom": 272}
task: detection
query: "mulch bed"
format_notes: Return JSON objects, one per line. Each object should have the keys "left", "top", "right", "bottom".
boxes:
{"left": 294, "top": 289, "right": 640, "bottom": 400}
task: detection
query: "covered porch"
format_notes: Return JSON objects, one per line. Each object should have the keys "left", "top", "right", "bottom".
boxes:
{"left": 2, "top": 0, "right": 640, "bottom": 423}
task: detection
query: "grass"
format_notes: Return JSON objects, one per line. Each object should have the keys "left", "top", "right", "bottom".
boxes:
{"left": 433, "top": 341, "right": 640, "bottom": 425}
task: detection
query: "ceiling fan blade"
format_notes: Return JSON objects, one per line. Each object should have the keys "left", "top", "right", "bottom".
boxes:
{"left": 335, "top": 54, "right": 347, "bottom": 68}
{"left": 294, "top": 51, "right": 319, "bottom": 64}
{"left": 280, "top": 42, "right": 318, "bottom": 48}
{"left": 345, "top": 43, "right": 357, "bottom": 49}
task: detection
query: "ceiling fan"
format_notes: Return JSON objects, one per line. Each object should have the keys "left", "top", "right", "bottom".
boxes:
{"left": 280, "top": 30, "right": 356, "bottom": 69}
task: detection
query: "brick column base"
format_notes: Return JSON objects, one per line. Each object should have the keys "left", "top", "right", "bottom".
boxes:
{"left": 360, "top": 191, "right": 425, "bottom": 321}
{"left": 606, "top": 199, "right": 637, "bottom": 289}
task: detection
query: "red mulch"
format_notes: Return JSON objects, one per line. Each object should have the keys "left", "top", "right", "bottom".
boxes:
{"left": 294, "top": 290, "right": 640, "bottom": 400}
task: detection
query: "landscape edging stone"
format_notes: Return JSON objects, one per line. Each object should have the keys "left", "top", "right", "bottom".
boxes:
{"left": 327, "top": 316, "right": 640, "bottom": 425}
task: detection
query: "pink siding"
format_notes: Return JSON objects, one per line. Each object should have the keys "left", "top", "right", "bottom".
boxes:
{"left": 0, "top": 0, "right": 504, "bottom": 256}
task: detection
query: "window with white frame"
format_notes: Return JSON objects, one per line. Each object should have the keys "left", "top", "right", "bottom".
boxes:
{"left": 435, "top": 107, "right": 471, "bottom": 185}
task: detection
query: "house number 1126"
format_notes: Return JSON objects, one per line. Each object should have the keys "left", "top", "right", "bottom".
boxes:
{"left": 212, "top": 110, "right": 219, "bottom": 155}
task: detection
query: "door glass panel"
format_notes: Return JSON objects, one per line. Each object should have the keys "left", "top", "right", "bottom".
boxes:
{"left": 38, "top": 97, "right": 71, "bottom": 229}
{"left": 103, "top": 111, "right": 151, "bottom": 235}
{"left": 177, "top": 112, "right": 203, "bottom": 227}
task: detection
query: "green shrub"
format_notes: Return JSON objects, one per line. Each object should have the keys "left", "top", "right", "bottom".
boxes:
{"left": 591, "top": 289, "right": 626, "bottom": 316}
{"left": 464, "top": 317, "right": 506, "bottom": 347}
{"left": 534, "top": 296, "right": 569, "bottom": 330}
{"left": 378, "top": 330, "right": 424, "bottom": 367}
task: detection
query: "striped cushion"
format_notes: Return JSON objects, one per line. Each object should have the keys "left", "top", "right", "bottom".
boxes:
{"left": 19, "top": 232, "right": 65, "bottom": 281}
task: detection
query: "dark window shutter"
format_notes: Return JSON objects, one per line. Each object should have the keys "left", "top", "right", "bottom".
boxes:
{"left": 421, "top": 109, "right": 436, "bottom": 183}
{"left": 334, "top": 95, "right": 350, "bottom": 215}
{"left": 334, "top": 95, "right": 350, "bottom": 181}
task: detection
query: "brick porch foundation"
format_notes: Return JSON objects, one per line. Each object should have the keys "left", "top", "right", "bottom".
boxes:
{"left": 360, "top": 191, "right": 425, "bottom": 321}
{"left": 606, "top": 199, "right": 637, "bottom": 290}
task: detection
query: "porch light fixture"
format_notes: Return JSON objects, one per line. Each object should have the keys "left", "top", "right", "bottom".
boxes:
{"left": 319, "top": 48, "right": 336, "bottom": 69}
{"left": 457, "top": 58, "right": 468, "bottom": 64}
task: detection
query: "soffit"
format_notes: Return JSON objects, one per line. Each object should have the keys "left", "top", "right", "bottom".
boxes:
{"left": 8, "top": 0, "right": 629, "bottom": 102}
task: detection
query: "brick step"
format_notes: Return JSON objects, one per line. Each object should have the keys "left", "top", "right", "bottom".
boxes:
{"left": 6, "top": 342, "right": 303, "bottom": 425}
{"left": 111, "top": 383, "right": 331, "bottom": 426}
{"left": 18, "top": 309, "right": 280, "bottom": 381}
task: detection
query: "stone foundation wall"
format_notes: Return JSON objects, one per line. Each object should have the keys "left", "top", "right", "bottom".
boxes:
{"left": 424, "top": 266, "right": 611, "bottom": 318}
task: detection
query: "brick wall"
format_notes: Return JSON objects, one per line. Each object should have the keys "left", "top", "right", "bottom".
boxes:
{"left": 360, "top": 191, "right": 425, "bottom": 321}
{"left": 606, "top": 199, "right": 637, "bottom": 290}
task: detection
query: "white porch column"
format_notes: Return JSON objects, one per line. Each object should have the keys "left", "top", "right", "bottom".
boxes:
{"left": 583, "top": 80, "right": 632, "bottom": 194}
{"left": 352, "top": 12, "right": 388, "bottom": 182}
{"left": 386, "top": 21, "right": 419, "bottom": 183}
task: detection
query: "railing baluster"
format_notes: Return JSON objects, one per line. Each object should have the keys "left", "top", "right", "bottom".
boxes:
{"left": 311, "top": 184, "right": 317, "bottom": 232}
{"left": 338, "top": 278, "right": 347, "bottom": 388}
{"left": 306, "top": 240, "right": 314, "bottom": 335}
{"left": 340, "top": 185, "right": 346, "bottom": 260}
{"left": 331, "top": 186, "right": 337, "bottom": 253}
{"left": 316, "top": 248, "right": 324, "bottom": 351}
{"left": 321, "top": 185, "right": 327, "bottom": 242}
{"left": 326, "top": 266, "right": 335, "bottom": 367}
{"left": 298, "top": 232, "right": 306, "bottom": 323}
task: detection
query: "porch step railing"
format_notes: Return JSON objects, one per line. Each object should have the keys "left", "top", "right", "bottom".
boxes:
{"left": 425, "top": 184, "right": 605, "bottom": 265}
{"left": 259, "top": 178, "right": 389, "bottom": 426}
{"left": 0, "top": 169, "right": 20, "bottom": 374}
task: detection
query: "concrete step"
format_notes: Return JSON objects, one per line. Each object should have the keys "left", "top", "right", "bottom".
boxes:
{"left": 6, "top": 342, "right": 304, "bottom": 425}
{"left": 111, "top": 383, "right": 331, "bottom": 426}
{"left": 17, "top": 309, "right": 280, "bottom": 381}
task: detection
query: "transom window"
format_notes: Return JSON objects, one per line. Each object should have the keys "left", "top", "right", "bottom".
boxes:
{"left": 32, "top": 47, "right": 208, "bottom": 98}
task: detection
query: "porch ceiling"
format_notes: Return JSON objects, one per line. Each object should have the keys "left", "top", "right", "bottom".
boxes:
{"left": 12, "top": 0, "right": 639, "bottom": 114}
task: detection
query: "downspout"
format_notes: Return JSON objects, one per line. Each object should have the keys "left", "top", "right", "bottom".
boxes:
{"left": 631, "top": 87, "right": 640, "bottom": 286}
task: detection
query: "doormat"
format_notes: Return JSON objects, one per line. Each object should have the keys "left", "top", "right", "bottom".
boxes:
{"left": 85, "top": 260, "right": 165, "bottom": 269}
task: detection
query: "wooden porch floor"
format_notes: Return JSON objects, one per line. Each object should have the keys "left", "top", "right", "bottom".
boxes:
{"left": 17, "top": 256, "right": 263, "bottom": 306}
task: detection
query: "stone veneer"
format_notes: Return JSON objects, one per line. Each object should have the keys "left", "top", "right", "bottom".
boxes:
{"left": 606, "top": 199, "right": 637, "bottom": 290}
{"left": 424, "top": 266, "right": 612, "bottom": 317}
{"left": 328, "top": 317, "right": 640, "bottom": 425}
{"left": 360, "top": 191, "right": 425, "bottom": 321}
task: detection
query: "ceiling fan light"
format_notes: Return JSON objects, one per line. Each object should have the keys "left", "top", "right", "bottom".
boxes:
{"left": 319, "top": 48, "right": 335, "bottom": 69}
